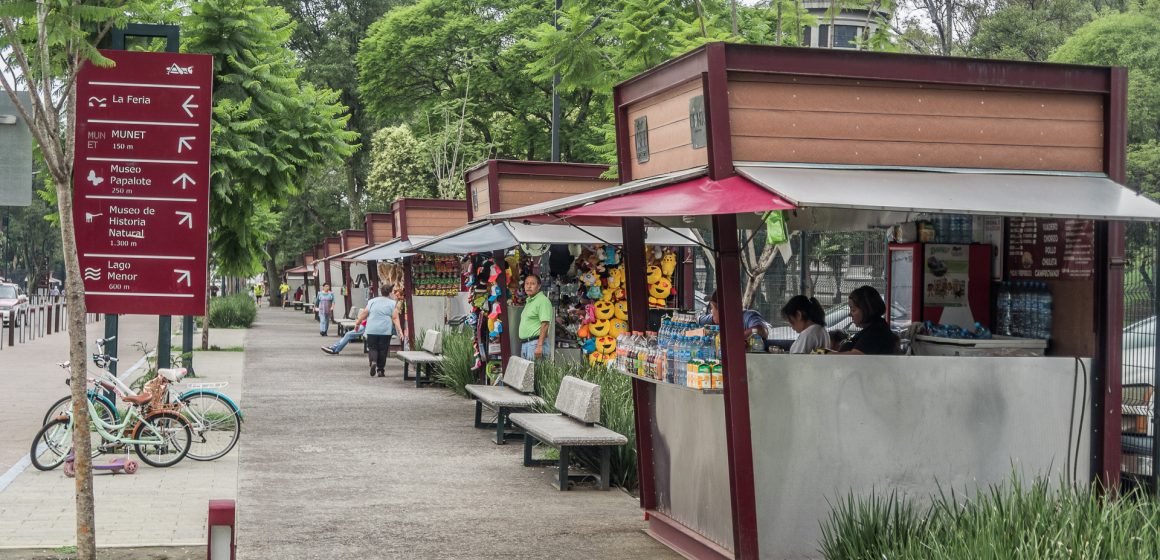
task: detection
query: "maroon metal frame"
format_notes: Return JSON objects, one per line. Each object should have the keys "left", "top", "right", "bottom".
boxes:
{"left": 622, "top": 217, "right": 655, "bottom": 513}
{"left": 611, "top": 41, "right": 1129, "bottom": 558}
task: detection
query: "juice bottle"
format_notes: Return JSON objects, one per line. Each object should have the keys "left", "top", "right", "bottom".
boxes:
{"left": 698, "top": 360, "right": 712, "bottom": 389}
{"left": 710, "top": 361, "right": 723, "bottom": 390}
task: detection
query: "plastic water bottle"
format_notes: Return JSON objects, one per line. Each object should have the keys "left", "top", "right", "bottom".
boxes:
{"left": 996, "top": 282, "right": 1012, "bottom": 336}
{"left": 1035, "top": 282, "right": 1052, "bottom": 340}
{"left": 1041, "top": 283, "right": 1053, "bottom": 341}
{"left": 677, "top": 337, "right": 691, "bottom": 386}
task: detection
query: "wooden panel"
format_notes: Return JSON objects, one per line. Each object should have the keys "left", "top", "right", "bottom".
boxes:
{"left": 469, "top": 177, "right": 492, "bottom": 219}
{"left": 729, "top": 78, "right": 1104, "bottom": 121}
{"left": 627, "top": 80, "right": 708, "bottom": 179}
{"left": 371, "top": 222, "right": 394, "bottom": 243}
{"left": 326, "top": 240, "right": 342, "bottom": 256}
{"left": 727, "top": 77, "right": 1105, "bottom": 172}
{"left": 394, "top": 213, "right": 401, "bottom": 236}
{"left": 405, "top": 207, "right": 467, "bottom": 237}
{"left": 731, "top": 110, "right": 1103, "bottom": 149}
{"left": 732, "top": 136, "right": 1103, "bottom": 171}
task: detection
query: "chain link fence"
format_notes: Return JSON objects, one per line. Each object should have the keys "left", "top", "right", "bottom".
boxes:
{"left": 1121, "top": 222, "right": 1159, "bottom": 493}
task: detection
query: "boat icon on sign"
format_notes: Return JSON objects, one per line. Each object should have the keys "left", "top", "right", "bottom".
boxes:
{"left": 165, "top": 63, "right": 194, "bottom": 75}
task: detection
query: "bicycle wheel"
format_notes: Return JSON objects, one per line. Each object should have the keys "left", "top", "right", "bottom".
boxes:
{"left": 30, "top": 418, "right": 72, "bottom": 471}
{"left": 132, "top": 411, "right": 192, "bottom": 468}
{"left": 43, "top": 394, "right": 116, "bottom": 426}
{"left": 180, "top": 393, "right": 242, "bottom": 461}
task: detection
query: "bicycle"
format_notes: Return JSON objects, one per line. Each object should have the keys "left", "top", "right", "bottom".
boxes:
{"left": 31, "top": 374, "right": 192, "bottom": 470}
{"left": 42, "top": 337, "right": 244, "bottom": 462}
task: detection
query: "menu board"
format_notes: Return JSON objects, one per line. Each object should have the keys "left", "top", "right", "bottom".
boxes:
{"left": 1006, "top": 218, "right": 1094, "bottom": 279}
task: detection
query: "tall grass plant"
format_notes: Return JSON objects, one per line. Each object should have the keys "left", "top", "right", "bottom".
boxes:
{"left": 820, "top": 475, "right": 1160, "bottom": 559}
{"left": 433, "top": 327, "right": 477, "bottom": 396}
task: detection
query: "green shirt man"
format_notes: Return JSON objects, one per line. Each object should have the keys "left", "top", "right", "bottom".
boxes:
{"left": 518, "top": 274, "right": 553, "bottom": 360}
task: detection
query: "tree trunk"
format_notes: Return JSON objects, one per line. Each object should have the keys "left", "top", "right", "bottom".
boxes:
{"left": 54, "top": 169, "right": 96, "bottom": 559}
{"left": 264, "top": 253, "right": 280, "bottom": 307}
{"left": 741, "top": 243, "right": 779, "bottom": 310}
{"left": 345, "top": 162, "right": 361, "bottom": 229}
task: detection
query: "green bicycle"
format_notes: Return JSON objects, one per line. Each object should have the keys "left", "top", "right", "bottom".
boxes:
{"left": 31, "top": 378, "right": 192, "bottom": 470}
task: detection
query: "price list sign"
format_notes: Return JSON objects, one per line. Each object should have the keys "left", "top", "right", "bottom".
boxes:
{"left": 1006, "top": 217, "right": 1095, "bottom": 279}
{"left": 72, "top": 50, "right": 213, "bottom": 316}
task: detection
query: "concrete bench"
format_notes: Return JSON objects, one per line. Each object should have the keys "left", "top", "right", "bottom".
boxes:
{"left": 336, "top": 308, "right": 363, "bottom": 335}
{"left": 394, "top": 330, "right": 443, "bottom": 387}
{"left": 304, "top": 303, "right": 316, "bottom": 316}
{"left": 465, "top": 357, "right": 544, "bottom": 444}
{"left": 509, "top": 376, "right": 627, "bottom": 491}
{"left": 292, "top": 300, "right": 304, "bottom": 310}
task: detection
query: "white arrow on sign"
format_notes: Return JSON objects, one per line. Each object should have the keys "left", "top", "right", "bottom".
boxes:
{"left": 175, "top": 269, "right": 191, "bottom": 287}
{"left": 177, "top": 136, "right": 195, "bottom": 153}
{"left": 181, "top": 94, "right": 199, "bottom": 118}
{"left": 176, "top": 211, "right": 193, "bottom": 229}
{"left": 172, "top": 173, "right": 196, "bottom": 190}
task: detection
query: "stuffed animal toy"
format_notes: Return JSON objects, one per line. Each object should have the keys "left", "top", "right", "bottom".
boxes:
{"left": 606, "top": 267, "right": 624, "bottom": 291}
{"left": 595, "top": 336, "right": 617, "bottom": 357}
{"left": 583, "top": 303, "right": 596, "bottom": 325}
{"left": 602, "top": 245, "right": 618, "bottom": 266}
{"left": 611, "top": 319, "right": 628, "bottom": 338}
{"left": 577, "top": 324, "right": 590, "bottom": 338}
{"left": 601, "top": 289, "right": 615, "bottom": 302}
{"left": 649, "top": 277, "right": 673, "bottom": 307}
{"left": 614, "top": 301, "right": 628, "bottom": 321}
{"left": 488, "top": 318, "right": 503, "bottom": 338}
{"left": 593, "top": 301, "right": 615, "bottom": 321}
{"left": 646, "top": 265, "right": 663, "bottom": 284}
{"left": 581, "top": 337, "right": 596, "bottom": 354}
{"left": 660, "top": 249, "right": 677, "bottom": 278}
{"left": 589, "top": 351, "right": 606, "bottom": 365}
{"left": 589, "top": 319, "right": 613, "bottom": 338}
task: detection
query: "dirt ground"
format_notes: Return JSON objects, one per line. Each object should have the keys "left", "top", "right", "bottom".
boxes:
{"left": 0, "top": 547, "right": 201, "bottom": 560}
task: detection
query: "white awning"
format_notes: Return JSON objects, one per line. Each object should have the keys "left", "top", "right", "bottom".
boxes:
{"left": 346, "top": 236, "right": 433, "bottom": 261}
{"left": 736, "top": 163, "right": 1160, "bottom": 222}
{"left": 406, "top": 221, "right": 700, "bottom": 255}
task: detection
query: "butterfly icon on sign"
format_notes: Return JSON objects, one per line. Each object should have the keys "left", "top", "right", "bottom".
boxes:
{"left": 87, "top": 170, "right": 105, "bottom": 186}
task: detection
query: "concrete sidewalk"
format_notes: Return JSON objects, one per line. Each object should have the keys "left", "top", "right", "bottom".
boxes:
{"left": 238, "top": 307, "right": 677, "bottom": 559}
{"left": 0, "top": 326, "right": 246, "bottom": 549}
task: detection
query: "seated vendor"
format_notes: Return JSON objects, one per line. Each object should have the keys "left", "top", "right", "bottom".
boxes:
{"left": 836, "top": 285, "right": 898, "bottom": 355}
{"left": 782, "top": 295, "right": 828, "bottom": 354}
{"left": 698, "top": 289, "right": 774, "bottom": 352}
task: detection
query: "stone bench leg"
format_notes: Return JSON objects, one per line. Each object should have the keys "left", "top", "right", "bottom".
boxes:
{"left": 599, "top": 446, "right": 611, "bottom": 491}
{"left": 402, "top": 362, "right": 411, "bottom": 380}
{"left": 474, "top": 400, "right": 485, "bottom": 429}
{"left": 523, "top": 433, "right": 538, "bottom": 467}
{"left": 494, "top": 408, "right": 508, "bottom": 445}
{"left": 557, "top": 446, "right": 571, "bottom": 491}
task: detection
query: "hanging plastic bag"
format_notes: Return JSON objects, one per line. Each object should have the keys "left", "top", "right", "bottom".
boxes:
{"left": 765, "top": 211, "right": 788, "bottom": 245}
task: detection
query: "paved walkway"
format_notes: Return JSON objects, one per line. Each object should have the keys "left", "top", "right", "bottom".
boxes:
{"left": 0, "top": 324, "right": 245, "bottom": 549}
{"left": 238, "top": 307, "right": 677, "bottom": 559}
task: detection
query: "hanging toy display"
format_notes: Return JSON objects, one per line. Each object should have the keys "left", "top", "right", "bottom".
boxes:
{"left": 411, "top": 253, "right": 462, "bottom": 296}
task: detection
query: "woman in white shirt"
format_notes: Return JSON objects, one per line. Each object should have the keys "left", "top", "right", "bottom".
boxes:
{"left": 782, "top": 295, "right": 828, "bottom": 354}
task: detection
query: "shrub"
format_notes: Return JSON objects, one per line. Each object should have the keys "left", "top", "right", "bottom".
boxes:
{"left": 433, "top": 327, "right": 477, "bottom": 396}
{"left": 532, "top": 359, "right": 638, "bottom": 490}
{"left": 819, "top": 475, "right": 1160, "bottom": 559}
{"left": 208, "top": 294, "right": 256, "bottom": 328}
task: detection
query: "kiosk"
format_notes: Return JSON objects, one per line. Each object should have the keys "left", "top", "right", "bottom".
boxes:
{"left": 483, "top": 43, "right": 1160, "bottom": 560}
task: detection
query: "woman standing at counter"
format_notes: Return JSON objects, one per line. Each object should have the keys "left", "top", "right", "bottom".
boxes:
{"left": 836, "top": 285, "right": 898, "bottom": 355}
{"left": 782, "top": 296, "right": 828, "bottom": 354}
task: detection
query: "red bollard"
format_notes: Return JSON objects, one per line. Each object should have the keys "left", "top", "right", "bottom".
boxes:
{"left": 207, "top": 499, "right": 236, "bottom": 560}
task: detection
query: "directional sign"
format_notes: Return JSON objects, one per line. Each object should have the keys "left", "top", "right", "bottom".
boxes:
{"left": 72, "top": 50, "right": 213, "bottom": 316}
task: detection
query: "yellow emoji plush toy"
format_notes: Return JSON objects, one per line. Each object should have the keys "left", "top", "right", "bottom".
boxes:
{"left": 593, "top": 300, "right": 615, "bottom": 321}
{"left": 589, "top": 319, "right": 613, "bottom": 338}
{"left": 649, "top": 277, "right": 672, "bottom": 307}
{"left": 614, "top": 301, "right": 628, "bottom": 321}
{"left": 611, "top": 319, "right": 628, "bottom": 338}
{"left": 589, "top": 352, "right": 606, "bottom": 365}
{"left": 660, "top": 250, "right": 677, "bottom": 277}
{"left": 595, "top": 336, "right": 617, "bottom": 356}
{"left": 646, "top": 265, "right": 662, "bottom": 284}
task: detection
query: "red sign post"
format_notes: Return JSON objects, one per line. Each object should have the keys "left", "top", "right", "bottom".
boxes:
{"left": 72, "top": 50, "right": 213, "bottom": 316}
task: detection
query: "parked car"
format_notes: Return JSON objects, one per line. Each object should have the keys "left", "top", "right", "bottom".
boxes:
{"left": 0, "top": 283, "right": 29, "bottom": 327}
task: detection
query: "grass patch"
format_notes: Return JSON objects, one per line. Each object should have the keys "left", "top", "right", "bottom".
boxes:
{"left": 52, "top": 546, "right": 77, "bottom": 554}
{"left": 207, "top": 345, "right": 245, "bottom": 352}
{"left": 532, "top": 359, "right": 638, "bottom": 490}
{"left": 433, "top": 327, "right": 477, "bottom": 396}
{"left": 819, "top": 475, "right": 1160, "bottom": 559}
{"left": 207, "top": 294, "right": 257, "bottom": 328}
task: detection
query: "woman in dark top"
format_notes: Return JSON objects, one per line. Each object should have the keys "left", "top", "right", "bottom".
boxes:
{"left": 837, "top": 285, "right": 897, "bottom": 355}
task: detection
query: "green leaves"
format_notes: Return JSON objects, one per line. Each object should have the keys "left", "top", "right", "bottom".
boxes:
{"left": 184, "top": 0, "right": 358, "bottom": 276}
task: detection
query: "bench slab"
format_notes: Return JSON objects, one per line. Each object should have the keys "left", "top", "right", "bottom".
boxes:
{"left": 508, "top": 413, "right": 627, "bottom": 446}
{"left": 466, "top": 385, "right": 544, "bottom": 408}
{"left": 395, "top": 351, "right": 443, "bottom": 363}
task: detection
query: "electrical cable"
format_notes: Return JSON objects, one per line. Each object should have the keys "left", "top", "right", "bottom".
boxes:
{"left": 1075, "top": 358, "right": 1088, "bottom": 486}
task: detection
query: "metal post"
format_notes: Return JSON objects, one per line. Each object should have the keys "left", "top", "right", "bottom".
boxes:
{"left": 712, "top": 213, "right": 760, "bottom": 559}
{"left": 622, "top": 217, "right": 655, "bottom": 510}
{"left": 798, "top": 230, "right": 808, "bottom": 295}
{"left": 550, "top": 0, "right": 562, "bottom": 162}
{"left": 158, "top": 315, "right": 171, "bottom": 369}
{"left": 183, "top": 315, "right": 195, "bottom": 375}
{"left": 103, "top": 314, "right": 118, "bottom": 402}
{"left": 1152, "top": 226, "right": 1160, "bottom": 497}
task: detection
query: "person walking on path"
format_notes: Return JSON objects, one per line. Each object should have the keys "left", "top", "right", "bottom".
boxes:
{"left": 321, "top": 318, "right": 366, "bottom": 355}
{"left": 317, "top": 283, "right": 336, "bottom": 336}
{"left": 279, "top": 282, "right": 289, "bottom": 307}
{"left": 518, "top": 274, "right": 553, "bottom": 361}
{"left": 360, "top": 283, "right": 403, "bottom": 377}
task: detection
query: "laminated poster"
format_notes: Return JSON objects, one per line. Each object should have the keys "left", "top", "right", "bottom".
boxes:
{"left": 924, "top": 244, "right": 969, "bottom": 307}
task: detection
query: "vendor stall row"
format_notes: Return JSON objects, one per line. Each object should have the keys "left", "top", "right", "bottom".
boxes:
{"left": 280, "top": 42, "right": 1160, "bottom": 560}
